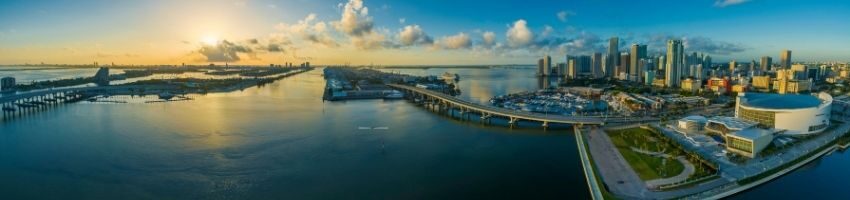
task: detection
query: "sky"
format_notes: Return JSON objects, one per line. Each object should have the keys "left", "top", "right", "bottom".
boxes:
{"left": 0, "top": 0, "right": 849, "bottom": 65}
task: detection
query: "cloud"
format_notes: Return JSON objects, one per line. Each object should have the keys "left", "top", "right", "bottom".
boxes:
{"left": 557, "top": 11, "right": 575, "bottom": 22}
{"left": 556, "top": 32, "right": 603, "bottom": 55}
{"left": 352, "top": 31, "right": 388, "bottom": 50}
{"left": 714, "top": 0, "right": 750, "bottom": 7}
{"left": 399, "top": 18, "right": 406, "bottom": 24}
{"left": 506, "top": 19, "right": 534, "bottom": 48}
{"left": 197, "top": 40, "right": 254, "bottom": 62}
{"left": 437, "top": 32, "right": 472, "bottom": 49}
{"left": 267, "top": 44, "right": 284, "bottom": 52}
{"left": 398, "top": 25, "right": 433, "bottom": 46}
{"left": 682, "top": 36, "right": 747, "bottom": 55}
{"left": 335, "top": 0, "right": 374, "bottom": 37}
{"left": 541, "top": 25, "right": 555, "bottom": 38}
{"left": 481, "top": 31, "right": 496, "bottom": 47}
{"left": 275, "top": 13, "right": 339, "bottom": 47}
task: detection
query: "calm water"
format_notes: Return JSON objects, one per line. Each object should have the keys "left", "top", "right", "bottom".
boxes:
{"left": 0, "top": 67, "right": 586, "bottom": 199}
{"left": 1, "top": 66, "right": 847, "bottom": 199}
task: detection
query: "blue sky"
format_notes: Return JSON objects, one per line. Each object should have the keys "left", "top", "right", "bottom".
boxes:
{"left": 0, "top": 0, "right": 848, "bottom": 65}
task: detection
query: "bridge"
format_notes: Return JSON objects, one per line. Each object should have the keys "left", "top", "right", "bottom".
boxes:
{"left": 387, "top": 84, "right": 656, "bottom": 127}
{"left": 1, "top": 85, "right": 179, "bottom": 115}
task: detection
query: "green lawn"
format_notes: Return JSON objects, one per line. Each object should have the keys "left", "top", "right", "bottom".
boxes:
{"left": 608, "top": 128, "right": 685, "bottom": 180}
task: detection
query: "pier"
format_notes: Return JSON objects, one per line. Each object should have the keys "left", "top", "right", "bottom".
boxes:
{"left": 387, "top": 84, "right": 656, "bottom": 127}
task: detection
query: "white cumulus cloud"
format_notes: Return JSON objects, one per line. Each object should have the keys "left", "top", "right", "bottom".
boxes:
{"left": 506, "top": 19, "right": 534, "bottom": 48}
{"left": 335, "top": 0, "right": 374, "bottom": 36}
{"left": 482, "top": 31, "right": 496, "bottom": 47}
{"left": 398, "top": 25, "right": 433, "bottom": 46}
{"left": 437, "top": 32, "right": 472, "bottom": 49}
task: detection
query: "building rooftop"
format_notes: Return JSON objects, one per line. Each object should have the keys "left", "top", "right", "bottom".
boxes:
{"left": 707, "top": 116, "right": 757, "bottom": 130}
{"left": 681, "top": 115, "right": 707, "bottom": 123}
{"left": 739, "top": 92, "right": 822, "bottom": 109}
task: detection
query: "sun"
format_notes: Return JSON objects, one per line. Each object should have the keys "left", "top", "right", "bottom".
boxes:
{"left": 201, "top": 35, "right": 219, "bottom": 46}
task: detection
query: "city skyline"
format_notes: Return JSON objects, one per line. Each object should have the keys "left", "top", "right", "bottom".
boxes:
{"left": 1, "top": 0, "right": 849, "bottom": 65}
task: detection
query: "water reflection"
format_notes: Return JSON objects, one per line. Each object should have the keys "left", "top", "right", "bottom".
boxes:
{"left": 0, "top": 67, "right": 580, "bottom": 199}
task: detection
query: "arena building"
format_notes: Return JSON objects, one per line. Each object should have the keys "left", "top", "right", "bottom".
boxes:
{"left": 735, "top": 92, "right": 832, "bottom": 136}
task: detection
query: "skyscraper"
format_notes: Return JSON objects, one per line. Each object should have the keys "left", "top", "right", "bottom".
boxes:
{"left": 537, "top": 58, "right": 544, "bottom": 76}
{"left": 630, "top": 44, "right": 647, "bottom": 82}
{"left": 591, "top": 53, "right": 603, "bottom": 78}
{"left": 543, "top": 55, "right": 552, "bottom": 76}
{"left": 781, "top": 49, "right": 792, "bottom": 69}
{"left": 665, "top": 39, "right": 684, "bottom": 87}
{"left": 566, "top": 56, "right": 577, "bottom": 79}
{"left": 619, "top": 53, "right": 630, "bottom": 80}
{"left": 750, "top": 59, "right": 758, "bottom": 75}
{"left": 607, "top": 37, "right": 619, "bottom": 78}
{"left": 760, "top": 56, "right": 773, "bottom": 71}
{"left": 576, "top": 55, "right": 592, "bottom": 75}
{"left": 657, "top": 55, "right": 666, "bottom": 71}
{"left": 729, "top": 60, "right": 737, "bottom": 74}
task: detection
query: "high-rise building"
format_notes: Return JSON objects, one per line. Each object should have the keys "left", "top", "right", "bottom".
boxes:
{"left": 639, "top": 58, "right": 654, "bottom": 82}
{"left": 729, "top": 60, "right": 737, "bottom": 74}
{"left": 657, "top": 55, "right": 666, "bottom": 71}
{"left": 601, "top": 55, "right": 609, "bottom": 77}
{"left": 566, "top": 57, "right": 577, "bottom": 79}
{"left": 591, "top": 53, "right": 603, "bottom": 78}
{"left": 760, "top": 56, "right": 773, "bottom": 72}
{"left": 665, "top": 39, "right": 684, "bottom": 87}
{"left": 537, "top": 58, "right": 545, "bottom": 76}
{"left": 749, "top": 59, "right": 758, "bottom": 75}
{"left": 780, "top": 49, "right": 792, "bottom": 69}
{"left": 702, "top": 55, "right": 712, "bottom": 70}
{"left": 557, "top": 63, "right": 567, "bottom": 76}
{"left": 695, "top": 64, "right": 704, "bottom": 80}
{"left": 644, "top": 70, "right": 655, "bottom": 86}
{"left": 630, "top": 44, "right": 647, "bottom": 82}
{"left": 685, "top": 52, "right": 699, "bottom": 77}
{"left": 607, "top": 37, "right": 619, "bottom": 78}
{"left": 540, "top": 55, "right": 552, "bottom": 76}
{"left": 619, "top": 53, "right": 630, "bottom": 80}
{"left": 94, "top": 67, "right": 110, "bottom": 86}
{"left": 576, "top": 55, "right": 592, "bottom": 75}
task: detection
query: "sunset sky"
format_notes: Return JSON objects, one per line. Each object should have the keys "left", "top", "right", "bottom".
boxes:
{"left": 0, "top": 0, "right": 849, "bottom": 65}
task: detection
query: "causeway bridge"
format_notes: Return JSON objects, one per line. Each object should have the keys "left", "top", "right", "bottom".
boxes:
{"left": 387, "top": 84, "right": 656, "bottom": 127}
{"left": 1, "top": 85, "right": 178, "bottom": 115}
